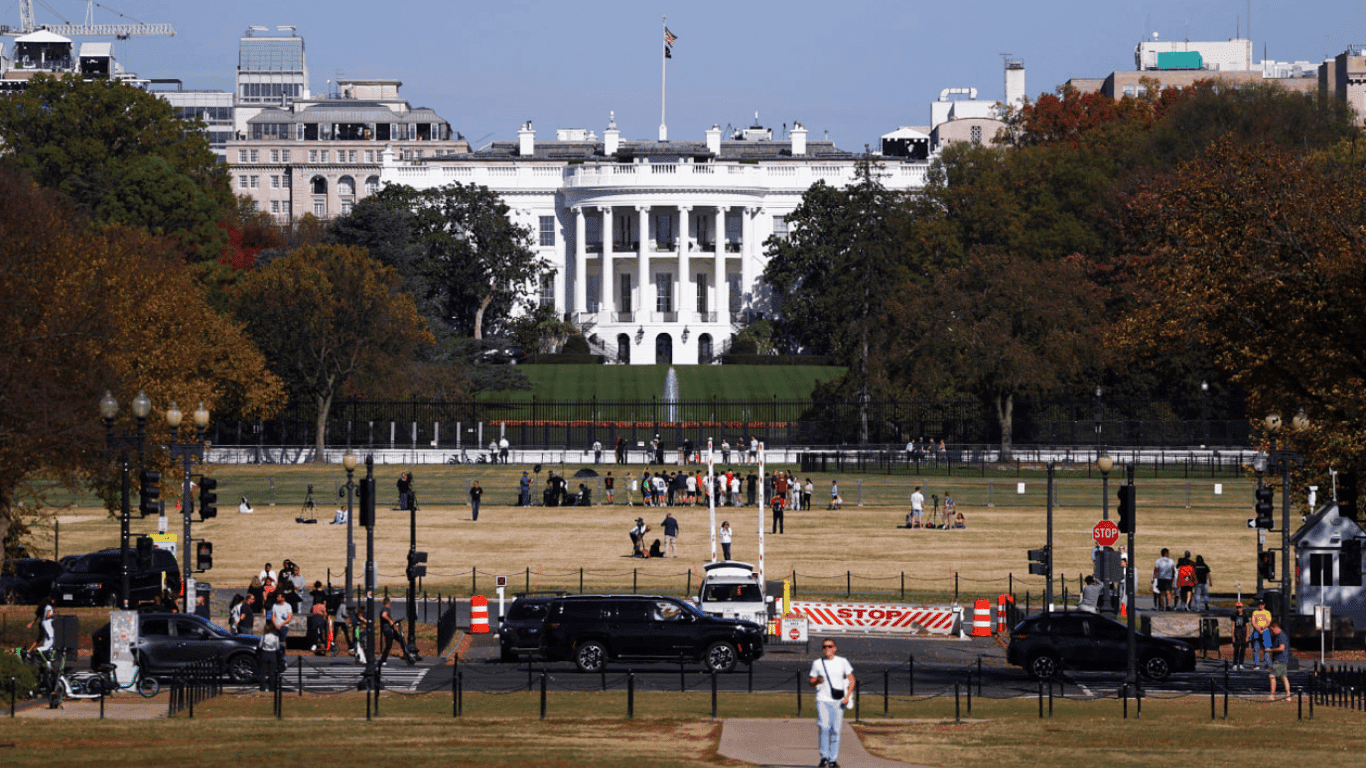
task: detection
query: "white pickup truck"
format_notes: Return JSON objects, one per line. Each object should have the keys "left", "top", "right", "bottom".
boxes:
{"left": 694, "top": 561, "right": 771, "bottom": 627}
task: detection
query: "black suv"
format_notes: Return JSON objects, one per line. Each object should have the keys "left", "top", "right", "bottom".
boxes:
{"left": 540, "top": 594, "right": 765, "bottom": 673}
{"left": 1, "top": 558, "right": 63, "bottom": 604}
{"left": 500, "top": 594, "right": 562, "bottom": 662}
{"left": 51, "top": 548, "right": 181, "bottom": 608}
{"left": 1006, "top": 612, "right": 1196, "bottom": 681}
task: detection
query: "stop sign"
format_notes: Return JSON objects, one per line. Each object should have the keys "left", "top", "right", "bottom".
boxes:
{"left": 1093, "top": 520, "right": 1120, "bottom": 547}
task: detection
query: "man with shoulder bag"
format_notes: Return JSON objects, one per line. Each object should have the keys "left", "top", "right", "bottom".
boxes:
{"left": 808, "top": 638, "right": 856, "bottom": 768}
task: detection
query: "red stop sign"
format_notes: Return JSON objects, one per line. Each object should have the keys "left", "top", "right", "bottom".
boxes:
{"left": 1093, "top": 520, "right": 1120, "bottom": 547}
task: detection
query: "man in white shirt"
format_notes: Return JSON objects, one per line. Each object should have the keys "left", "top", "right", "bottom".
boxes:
{"left": 499, "top": 436, "right": 509, "bottom": 464}
{"left": 910, "top": 486, "right": 925, "bottom": 528}
{"left": 809, "top": 638, "right": 855, "bottom": 768}
{"left": 258, "top": 563, "right": 277, "bottom": 584}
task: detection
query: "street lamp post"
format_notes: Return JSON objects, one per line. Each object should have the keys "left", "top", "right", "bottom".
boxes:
{"left": 343, "top": 450, "right": 357, "bottom": 610}
{"left": 1200, "top": 381, "right": 1210, "bottom": 447}
{"left": 1093, "top": 386, "right": 1103, "bottom": 459}
{"left": 364, "top": 454, "right": 377, "bottom": 710}
{"left": 1264, "top": 413, "right": 1306, "bottom": 630}
{"left": 99, "top": 390, "right": 151, "bottom": 610}
{"left": 166, "top": 401, "right": 210, "bottom": 613}
{"left": 1098, "top": 454, "right": 1114, "bottom": 613}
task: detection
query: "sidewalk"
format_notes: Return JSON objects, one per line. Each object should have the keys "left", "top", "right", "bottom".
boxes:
{"left": 12, "top": 695, "right": 165, "bottom": 720}
{"left": 719, "top": 718, "right": 932, "bottom": 768}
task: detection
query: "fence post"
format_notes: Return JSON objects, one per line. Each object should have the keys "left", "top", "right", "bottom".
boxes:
{"left": 908, "top": 654, "right": 915, "bottom": 697}
{"left": 987, "top": 480, "right": 994, "bottom": 507}
{"left": 628, "top": 671, "right": 635, "bottom": 719}
{"left": 883, "top": 669, "right": 890, "bottom": 716}
{"left": 580, "top": 567, "right": 584, "bottom": 594}
{"left": 540, "top": 671, "right": 547, "bottom": 720}
{"left": 297, "top": 656, "right": 303, "bottom": 697}
{"left": 901, "top": 572, "right": 905, "bottom": 602}
{"left": 847, "top": 571, "right": 851, "bottom": 599}
{"left": 857, "top": 479, "right": 864, "bottom": 507}
{"left": 955, "top": 681, "right": 961, "bottom": 722}
{"left": 796, "top": 670, "right": 802, "bottom": 716}
{"left": 711, "top": 670, "right": 718, "bottom": 720}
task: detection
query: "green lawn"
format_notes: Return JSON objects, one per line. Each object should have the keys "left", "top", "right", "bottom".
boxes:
{"left": 485, "top": 364, "right": 846, "bottom": 404}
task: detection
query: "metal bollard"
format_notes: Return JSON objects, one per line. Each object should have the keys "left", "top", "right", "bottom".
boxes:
{"left": 628, "top": 671, "right": 635, "bottom": 719}
{"left": 711, "top": 670, "right": 718, "bottom": 720}
{"left": 540, "top": 671, "right": 547, "bottom": 720}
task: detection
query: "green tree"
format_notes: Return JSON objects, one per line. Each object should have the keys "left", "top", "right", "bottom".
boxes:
{"left": 0, "top": 74, "right": 232, "bottom": 262}
{"left": 884, "top": 247, "right": 1105, "bottom": 459}
{"left": 236, "top": 245, "right": 434, "bottom": 461}
{"left": 762, "top": 161, "right": 912, "bottom": 441}
{"left": 332, "top": 183, "right": 552, "bottom": 339}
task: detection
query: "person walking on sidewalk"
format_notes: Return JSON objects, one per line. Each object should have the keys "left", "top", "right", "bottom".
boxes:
{"left": 809, "top": 638, "right": 855, "bottom": 768}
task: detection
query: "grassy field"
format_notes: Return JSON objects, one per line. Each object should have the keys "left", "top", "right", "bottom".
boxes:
{"left": 20, "top": 460, "right": 1271, "bottom": 606}
{"left": 1, "top": 691, "right": 1359, "bottom": 767}
{"left": 484, "top": 364, "right": 846, "bottom": 403}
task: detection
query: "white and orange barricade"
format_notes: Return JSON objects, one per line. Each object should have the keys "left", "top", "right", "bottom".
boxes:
{"left": 470, "top": 594, "right": 490, "bottom": 634}
{"left": 789, "top": 601, "right": 956, "bottom": 635}
{"left": 996, "top": 593, "right": 1014, "bottom": 634}
{"left": 971, "top": 598, "right": 992, "bottom": 637}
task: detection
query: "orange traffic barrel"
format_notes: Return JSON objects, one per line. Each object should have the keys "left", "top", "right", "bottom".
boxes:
{"left": 971, "top": 597, "right": 992, "bottom": 637}
{"left": 470, "top": 594, "right": 490, "bottom": 634}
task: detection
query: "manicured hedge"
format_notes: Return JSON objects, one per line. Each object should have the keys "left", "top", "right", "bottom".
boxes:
{"left": 522, "top": 353, "right": 604, "bottom": 365}
{"left": 720, "top": 354, "right": 835, "bottom": 366}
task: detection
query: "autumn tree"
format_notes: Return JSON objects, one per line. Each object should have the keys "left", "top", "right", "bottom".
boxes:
{"left": 0, "top": 169, "right": 284, "bottom": 553}
{"left": 1117, "top": 140, "right": 1366, "bottom": 478}
{"left": 236, "top": 245, "right": 434, "bottom": 460}
{"left": 332, "top": 183, "right": 551, "bottom": 339}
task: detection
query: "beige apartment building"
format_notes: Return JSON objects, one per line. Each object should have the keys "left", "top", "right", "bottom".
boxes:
{"left": 226, "top": 77, "right": 468, "bottom": 220}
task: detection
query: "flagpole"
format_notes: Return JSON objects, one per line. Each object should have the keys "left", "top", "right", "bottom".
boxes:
{"left": 660, "top": 15, "right": 667, "bottom": 141}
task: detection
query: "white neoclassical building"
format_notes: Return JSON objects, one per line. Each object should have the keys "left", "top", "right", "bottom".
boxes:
{"left": 381, "top": 115, "right": 929, "bottom": 365}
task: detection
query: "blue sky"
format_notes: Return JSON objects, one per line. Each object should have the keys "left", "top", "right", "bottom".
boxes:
{"left": 13, "top": 0, "right": 1360, "bottom": 148}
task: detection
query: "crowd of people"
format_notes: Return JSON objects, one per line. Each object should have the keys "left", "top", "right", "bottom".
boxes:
{"left": 1151, "top": 548, "right": 1213, "bottom": 612}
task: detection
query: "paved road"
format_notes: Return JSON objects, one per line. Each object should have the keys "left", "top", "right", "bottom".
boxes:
{"left": 415, "top": 632, "right": 1288, "bottom": 701}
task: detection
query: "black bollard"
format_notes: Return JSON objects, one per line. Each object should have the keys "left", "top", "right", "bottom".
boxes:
{"left": 797, "top": 672, "right": 803, "bottom": 717}
{"left": 1210, "top": 679, "right": 1215, "bottom": 720}
{"left": 540, "top": 671, "right": 547, "bottom": 720}
{"left": 628, "top": 671, "right": 635, "bottom": 719}
{"left": 955, "top": 681, "right": 961, "bottom": 722}
{"left": 711, "top": 670, "right": 718, "bottom": 720}
{"left": 883, "top": 669, "right": 890, "bottom": 716}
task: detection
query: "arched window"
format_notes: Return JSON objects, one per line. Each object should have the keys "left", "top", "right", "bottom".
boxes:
{"left": 616, "top": 334, "right": 631, "bottom": 364}
{"left": 311, "top": 176, "right": 328, "bottom": 195}
{"left": 365, "top": 175, "right": 380, "bottom": 195}
{"left": 655, "top": 334, "right": 673, "bottom": 366}
{"left": 337, "top": 176, "right": 356, "bottom": 196}
{"left": 698, "top": 334, "right": 713, "bottom": 364}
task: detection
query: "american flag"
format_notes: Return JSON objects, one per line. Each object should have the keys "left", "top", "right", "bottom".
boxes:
{"left": 664, "top": 27, "right": 677, "bottom": 45}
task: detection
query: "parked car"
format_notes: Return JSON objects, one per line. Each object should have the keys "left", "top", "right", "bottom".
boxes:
{"left": 499, "top": 594, "right": 562, "bottom": 662}
{"left": 92, "top": 613, "right": 260, "bottom": 684}
{"left": 692, "top": 561, "right": 770, "bottom": 627}
{"left": 51, "top": 548, "right": 181, "bottom": 608}
{"left": 1006, "top": 612, "right": 1196, "bottom": 681}
{"left": 0, "top": 558, "right": 63, "bottom": 604}
{"left": 540, "top": 594, "right": 765, "bottom": 673}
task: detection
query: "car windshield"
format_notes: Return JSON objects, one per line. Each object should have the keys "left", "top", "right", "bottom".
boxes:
{"left": 702, "top": 584, "right": 763, "bottom": 603}
{"left": 69, "top": 554, "right": 119, "bottom": 573}
{"left": 509, "top": 602, "right": 550, "bottom": 621}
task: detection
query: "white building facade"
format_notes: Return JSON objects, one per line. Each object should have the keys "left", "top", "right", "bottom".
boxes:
{"left": 381, "top": 117, "right": 929, "bottom": 365}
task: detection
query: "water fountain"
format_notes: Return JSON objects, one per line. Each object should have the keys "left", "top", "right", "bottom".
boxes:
{"left": 663, "top": 366, "right": 680, "bottom": 423}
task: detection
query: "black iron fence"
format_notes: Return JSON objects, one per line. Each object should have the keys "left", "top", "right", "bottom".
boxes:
{"left": 207, "top": 396, "right": 1250, "bottom": 452}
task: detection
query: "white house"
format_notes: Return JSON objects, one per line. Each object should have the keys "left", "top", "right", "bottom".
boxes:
{"left": 380, "top": 114, "right": 930, "bottom": 365}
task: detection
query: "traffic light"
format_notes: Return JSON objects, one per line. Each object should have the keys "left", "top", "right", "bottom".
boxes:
{"left": 196, "top": 541, "right": 213, "bottom": 571}
{"left": 198, "top": 477, "right": 218, "bottom": 519}
{"left": 406, "top": 550, "right": 428, "bottom": 580}
{"left": 136, "top": 535, "right": 154, "bottom": 570}
{"left": 1027, "top": 546, "right": 1051, "bottom": 577}
{"left": 1258, "top": 550, "right": 1276, "bottom": 581}
{"left": 358, "top": 478, "right": 375, "bottom": 527}
{"left": 138, "top": 469, "right": 160, "bottom": 518}
{"left": 1255, "top": 486, "right": 1275, "bottom": 529}
{"left": 1340, "top": 472, "right": 1359, "bottom": 520}
{"left": 1116, "top": 485, "right": 1136, "bottom": 534}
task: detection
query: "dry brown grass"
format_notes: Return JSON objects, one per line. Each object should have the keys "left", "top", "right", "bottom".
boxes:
{"left": 35, "top": 463, "right": 1265, "bottom": 603}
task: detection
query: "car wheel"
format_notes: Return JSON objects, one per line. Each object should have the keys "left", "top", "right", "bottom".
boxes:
{"left": 137, "top": 675, "right": 160, "bottom": 698}
{"left": 1140, "top": 653, "right": 1172, "bottom": 681}
{"left": 704, "top": 642, "right": 738, "bottom": 673}
{"left": 500, "top": 645, "right": 519, "bottom": 663}
{"left": 574, "top": 640, "right": 607, "bottom": 673}
{"left": 226, "top": 653, "right": 258, "bottom": 684}
{"left": 1028, "top": 653, "right": 1061, "bottom": 680}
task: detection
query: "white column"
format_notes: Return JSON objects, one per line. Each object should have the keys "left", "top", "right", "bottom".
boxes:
{"left": 601, "top": 206, "right": 615, "bottom": 317}
{"left": 741, "top": 207, "right": 757, "bottom": 316}
{"left": 677, "top": 205, "right": 691, "bottom": 320}
{"left": 573, "top": 207, "right": 587, "bottom": 316}
{"left": 637, "top": 206, "right": 650, "bottom": 323}
{"left": 714, "top": 206, "right": 729, "bottom": 324}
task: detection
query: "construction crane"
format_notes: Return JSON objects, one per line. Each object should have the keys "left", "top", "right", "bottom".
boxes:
{"left": 0, "top": 0, "right": 174, "bottom": 38}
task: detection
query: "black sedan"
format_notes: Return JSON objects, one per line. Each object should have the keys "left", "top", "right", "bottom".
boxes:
{"left": 93, "top": 613, "right": 262, "bottom": 684}
{"left": 1006, "top": 612, "right": 1196, "bottom": 681}
{"left": 1, "top": 558, "right": 63, "bottom": 604}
